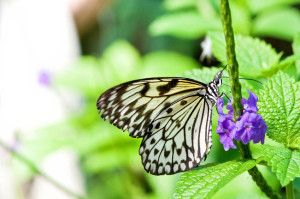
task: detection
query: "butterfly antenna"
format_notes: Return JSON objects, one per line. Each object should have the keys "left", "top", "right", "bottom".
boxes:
{"left": 222, "top": 76, "right": 262, "bottom": 84}
{"left": 222, "top": 83, "right": 230, "bottom": 87}
{"left": 212, "top": 111, "right": 218, "bottom": 120}
{"left": 220, "top": 91, "right": 232, "bottom": 100}
{"left": 222, "top": 65, "right": 227, "bottom": 72}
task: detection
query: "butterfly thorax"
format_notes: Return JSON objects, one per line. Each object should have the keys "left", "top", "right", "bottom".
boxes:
{"left": 205, "top": 71, "right": 223, "bottom": 103}
{"left": 206, "top": 82, "right": 219, "bottom": 103}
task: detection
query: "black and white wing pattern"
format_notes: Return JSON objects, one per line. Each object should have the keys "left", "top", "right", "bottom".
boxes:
{"left": 97, "top": 70, "right": 223, "bottom": 175}
{"left": 97, "top": 78, "right": 206, "bottom": 138}
{"left": 139, "top": 93, "right": 213, "bottom": 175}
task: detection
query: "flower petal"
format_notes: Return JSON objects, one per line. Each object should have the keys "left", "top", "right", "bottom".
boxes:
{"left": 226, "top": 97, "right": 233, "bottom": 111}
{"left": 244, "top": 90, "right": 259, "bottom": 113}
{"left": 219, "top": 135, "right": 236, "bottom": 151}
{"left": 217, "top": 98, "right": 225, "bottom": 115}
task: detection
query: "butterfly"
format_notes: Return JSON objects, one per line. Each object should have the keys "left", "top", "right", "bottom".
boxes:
{"left": 97, "top": 69, "right": 224, "bottom": 175}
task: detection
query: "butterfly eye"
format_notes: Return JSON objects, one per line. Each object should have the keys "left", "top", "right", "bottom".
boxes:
{"left": 215, "top": 78, "right": 219, "bottom": 85}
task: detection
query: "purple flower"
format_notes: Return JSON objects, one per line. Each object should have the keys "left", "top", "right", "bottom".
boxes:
{"left": 226, "top": 90, "right": 258, "bottom": 114}
{"left": 235, "top": 112, "right": 267, "bottom": 144}
{"left": 217, "top": 118, "right": 237, "bottom": 151}
{"left": 216, "top": 90, "right": 267, "bottom": 150}
{"left": 217, "top": 98, "right": 234, "bottom": 120}
{"left": 216, "top": 98, "right": 237, "bottom": 151}
{"left": 38, "top": 71, "right": 51, "bottom": 86}
{"left": 243, "top": 90, "right": 259, "bottom": 113}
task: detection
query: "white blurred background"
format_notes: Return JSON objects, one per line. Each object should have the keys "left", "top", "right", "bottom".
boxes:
{"left": 0, "top": 0, "right": 108, "bottom": 198}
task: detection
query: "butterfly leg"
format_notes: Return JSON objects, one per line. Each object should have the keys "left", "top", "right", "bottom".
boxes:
{"left": 211, "top": 111, "right": 218, "bottom": 120}
{"left": 219, "top": 91, "right": 232, "bottom": 100}
{"left": 221, "top": 83, "right": 230, "bottom": 87}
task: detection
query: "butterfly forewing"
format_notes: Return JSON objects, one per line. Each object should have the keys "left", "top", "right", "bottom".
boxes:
{"left": 139, "top": 93, "right": 213, "bottom": 175}
{"left": 97, "top": 78, "right": 206, "bottom": 138}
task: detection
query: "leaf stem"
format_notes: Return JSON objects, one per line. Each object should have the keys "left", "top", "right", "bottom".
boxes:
{"left": 0, "top": 138, "right": 86, "bottom": 199}
{"left": 219, "top": 0, "right": 279, "bottom": 198}
{"left": 286, "top": 181, "right": 294, "bottom": 199}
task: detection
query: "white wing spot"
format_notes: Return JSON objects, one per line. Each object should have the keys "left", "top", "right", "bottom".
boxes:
{"left": 128, "top": 127, "right": 134, "bottom": 133}
{"left": 122, "top": 124, "right": 128, "bottom": 131}
{"left": 165, "top": 165, "right": 171, "bottom": 174}
{"left": 158, "top": 166, "right": 163, "bottom": 174}
{"left": 118, "top": 121, "right": 124, "bottom": 126}
{"left": 180, "top": 163, "right": 186, "bottom": 171}
{"left": 173, "top": 164, "right": 179, "bottom": 172}
{"left": 145, "top": 162, "right": 150, "bottom": 170}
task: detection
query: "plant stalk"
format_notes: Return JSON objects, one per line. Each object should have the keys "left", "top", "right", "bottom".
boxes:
{"left": 0, "top": 138, "right": 86, "bottom": 199}
{"left": 219, "top": 0, "right": 279, "bottom": 198}
{"left": 286, "top": 182, "right": 294, "bottom": 199}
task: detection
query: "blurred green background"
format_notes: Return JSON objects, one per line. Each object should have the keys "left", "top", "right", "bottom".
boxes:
{"left": 12, "top": 0, "right": 300, "bottom": 198}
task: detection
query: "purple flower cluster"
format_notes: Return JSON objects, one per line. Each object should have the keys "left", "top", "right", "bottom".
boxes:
{"left": 216, "top": 90, "right": 267, "bottom": 151}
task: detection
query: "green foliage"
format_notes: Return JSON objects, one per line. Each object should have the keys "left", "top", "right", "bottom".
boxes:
{"left": 260, "top": 145, "right": 300, "bottom": 186}
{"left": 173, "top": 158, "right": 263, "bottom": 198}
{"left": 163, "top": 0, "right": 196, "bottom": 10}
{"left": 149, "top": 0, "right": 300, "bottom": 42}
{"left": 252, "top": 7, "right": 300, "bottom": 41}
{"left": 258, "top": 72, "right": 300, "bottom": 150}
{"left": 293, "top": 33, "right": 300, "bottom": 79}
{"left": 140, "top": 51, "right": 200, "bottom": 77}
{"left": 56, "top": 40, "right": 199, "bottom": 98}
{"left": 248, "top": 0, "right": 300, "bottom": 14}
{"left": 55, "top": 41, "right": 141, "bottom": 98}
{"left": 149, "top": 11, "right": 221, "bottom": 39}
{"left": 208, "top": 31, "right": 284, "bottom": 78}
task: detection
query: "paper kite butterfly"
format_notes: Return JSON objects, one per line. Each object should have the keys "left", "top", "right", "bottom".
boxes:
{"left": 97, "top": 69, "right": 224, "bottom": 175}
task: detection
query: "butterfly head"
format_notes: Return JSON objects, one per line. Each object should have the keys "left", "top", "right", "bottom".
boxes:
{"left": 213, "top": 70, "right": 223, "bottom": 88}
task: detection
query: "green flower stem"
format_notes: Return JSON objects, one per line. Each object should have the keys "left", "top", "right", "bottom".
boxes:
{"left": 0, "top": 138, "right": 86, "bottom": 199}
{"left": 286, "top": 182, "right": 295, "bottom": 199}
{"left": 219, "top": 0, "right": 243, "bottom": 120}
{"left": 219, "top": 0, "right": 279, "bottom": 198}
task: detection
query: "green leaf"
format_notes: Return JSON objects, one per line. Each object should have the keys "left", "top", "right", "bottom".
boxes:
{"left": 173, "top": 159, "right": 263, "bottom": 198}
{"left": 292, "top": 33, "right": 300, "bottom": 79}
{"left": 140, "top": 51, "right": 200, "bottom": 77}
{"left": 277, "top": 54, "right": 300, "bottom": 78}
{"left": 230, "top": 3, "right": 251, "bottom": 35}
{"left": 208, "top": 31, "right": 282, "bottom": 78}
{"left": 163, "top": 0, "right": 196, "bottom": 10}
{"left": 149, "top": 11, "right": 221, "bottom": 39}
{"left": 253, "top": 8, "right": 300, "bottom": 41}
{"left": 260, "top": 144, "right": 300, "bottom": 186}
{"left": 184, "top": 67, "right": 224, "bottom": 84}
{"left": 278, "top": 54, "right": 300, "bottom": 68}
{"left": 258, "top": 71, "right": 300, "bottom": 149}
{"left": 293, "top": 33, "right": 300, "bottom": 55}
{"left": 248, "top": 0, "right": 300, "bottom": 14}
{"left": 101, "top": 40, "right": 141, "bottom": 79}
{"left": 56, "top": 40, "right": 142, "bottom": 97}
{"left": 55, "top": 56, "right": 105, "bottom": 97}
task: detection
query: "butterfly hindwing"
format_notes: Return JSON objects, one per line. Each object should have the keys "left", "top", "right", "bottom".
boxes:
{"left": 139, "top": 94, "right": 214, "bottom": 175}
{"left": 97, "top": 78, "right": 206, "bottom": 138}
